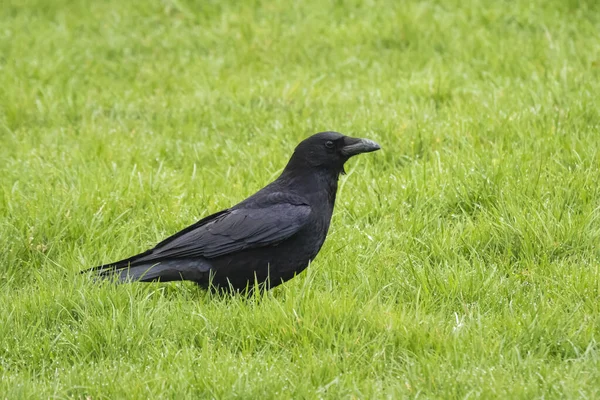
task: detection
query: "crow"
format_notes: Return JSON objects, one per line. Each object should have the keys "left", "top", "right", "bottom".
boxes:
{"left": 84, "top": 131, "right": 380, "bottom": 292}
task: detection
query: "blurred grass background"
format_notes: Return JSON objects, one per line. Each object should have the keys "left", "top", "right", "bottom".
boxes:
{"left": 1, "top": 0, "right": 600, "bottom": 398}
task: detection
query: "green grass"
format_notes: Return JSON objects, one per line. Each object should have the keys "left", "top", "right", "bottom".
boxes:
{"left": 1, "top": 0, "right": 600, "bottom": 398}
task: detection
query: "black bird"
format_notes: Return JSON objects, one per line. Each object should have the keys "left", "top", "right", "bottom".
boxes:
{"left": 85, "top": 131, "right": 380, "bottom": 291}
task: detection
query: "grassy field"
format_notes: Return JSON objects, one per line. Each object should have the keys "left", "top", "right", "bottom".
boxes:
{"left": 1, "top": 0, "right": 600, "bottom": 398}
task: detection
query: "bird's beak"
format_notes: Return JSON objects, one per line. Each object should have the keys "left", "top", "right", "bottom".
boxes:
{"left": 340, "top": 137, "right": 381, "bottom": 157}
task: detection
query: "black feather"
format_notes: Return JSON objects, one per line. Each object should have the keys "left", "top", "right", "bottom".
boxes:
{"left": 83, "top": 131, "right": 380, "bottom": 292}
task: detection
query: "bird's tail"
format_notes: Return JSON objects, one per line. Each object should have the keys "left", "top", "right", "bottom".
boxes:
{"left": 83, "top": 259, "right": 211, "bottom": 283}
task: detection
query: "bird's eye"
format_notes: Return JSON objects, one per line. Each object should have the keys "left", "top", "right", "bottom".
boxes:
{"left": 325, "top": 140, "right": 335, "bottom": 149}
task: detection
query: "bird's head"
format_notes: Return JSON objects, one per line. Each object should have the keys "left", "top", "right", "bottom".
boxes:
{"left": 286, "top": 131, "right": 381, "bottom": 175}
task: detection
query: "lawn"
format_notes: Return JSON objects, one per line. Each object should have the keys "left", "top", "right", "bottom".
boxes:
{"left": 1, "top": 0, "right": 600, "bottom": 398}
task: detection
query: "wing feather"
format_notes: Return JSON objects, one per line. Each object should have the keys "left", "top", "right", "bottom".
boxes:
{"left": 137, "top": 193, "right": 311, "bottom": 261}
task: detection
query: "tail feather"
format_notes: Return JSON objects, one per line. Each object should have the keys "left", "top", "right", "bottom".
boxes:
{"left": 84, "top": 249, "right": 155, "bottom": 274}
{"left": 86, "top": 259, "right": 212, "bottom": 283}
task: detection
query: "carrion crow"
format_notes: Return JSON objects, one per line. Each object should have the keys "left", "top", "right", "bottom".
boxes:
{"left": 85, "top": 131, "right": 380, "bottom": 292}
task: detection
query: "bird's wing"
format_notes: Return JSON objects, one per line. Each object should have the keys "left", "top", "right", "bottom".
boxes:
{"left": 139, "top": 192, "right": 311, "bottom": 260}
